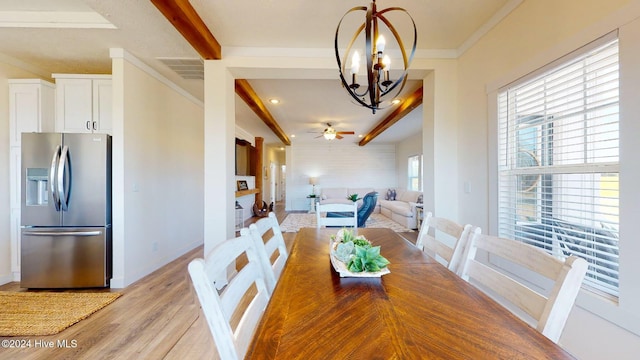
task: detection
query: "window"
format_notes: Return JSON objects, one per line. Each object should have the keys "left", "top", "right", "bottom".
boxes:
{"left": 408, "top": 155, "right": 422, "bottom": 191}
{"left": 497, "top": 35, "right": 620, "bottom": 297}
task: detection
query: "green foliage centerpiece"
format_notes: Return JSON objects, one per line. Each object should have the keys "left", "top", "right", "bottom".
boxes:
{"left": 330, "top": 228, "right": 390, "bottom": 277}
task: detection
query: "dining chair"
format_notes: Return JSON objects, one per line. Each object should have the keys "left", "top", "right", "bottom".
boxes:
{"left": 460, "top": 232, "right": 588, "bottom": 343}
{"left": 316, "top": 202, "right": 358, "bottom": 228}
{"left": 188, "top": 233, "right": 270, "bottom": 360}
{"left": 245, "top": 212, "right": 289, "bottom": 294}
{"left": 415, "top": 211, "right": 480, "bottom": 274}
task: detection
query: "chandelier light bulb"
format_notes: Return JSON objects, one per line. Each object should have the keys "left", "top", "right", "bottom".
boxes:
{"left": 376, "top": 35, "right": 386, "bottom": 53}
{"left": 382, "top": 55, "right": 391, "bottom": 70}
{"left": 350, "top": 51, "right": 361, "bottom": 74}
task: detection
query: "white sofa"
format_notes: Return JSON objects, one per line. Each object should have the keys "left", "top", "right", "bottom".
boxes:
{"left": 378, "top": 189, "right": 423, "bottom": 229}
{"left": 319, "top": 187, "right": 423, "bottom": 229}
{"left": 319, "top": 187, "right": 381, "bottom": 211}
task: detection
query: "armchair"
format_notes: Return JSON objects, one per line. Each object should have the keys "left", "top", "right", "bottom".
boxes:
{"left": 327, "top": 191, "right": 378, "bottom": 227}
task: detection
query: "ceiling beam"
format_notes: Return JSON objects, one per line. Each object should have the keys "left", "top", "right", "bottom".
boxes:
{"left": 235, "top": 79, "right": 291, "bottom": 146}
{"left": 150, "top": 0, "right": 221, "bottom": 59}
{"left": 358, "top": 87, "right": 424, "bottom": 146}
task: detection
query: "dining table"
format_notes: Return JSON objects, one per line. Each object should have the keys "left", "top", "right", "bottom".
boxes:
{"left": 244, "top": 227, "right": 577, "bottom": 359}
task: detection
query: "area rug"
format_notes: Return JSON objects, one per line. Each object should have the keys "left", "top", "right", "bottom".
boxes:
{"left": 0, "top": 291, "right": 121, "bottom": 336}
{"left": 279, "top": 213, "right": 414, "bottom": 233}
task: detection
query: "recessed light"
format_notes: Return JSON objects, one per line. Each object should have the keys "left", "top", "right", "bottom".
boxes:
{"left": 269, "top": 98, "right": 280, "bottom": 105}
{"left": 291, "top": 134, "right": 296, "bottom": 138}
{"left": 391, "top": 99, "right": 401, "bottom": 105}
{"left": 358, "top": 134, "right": 363, "bottom": 138}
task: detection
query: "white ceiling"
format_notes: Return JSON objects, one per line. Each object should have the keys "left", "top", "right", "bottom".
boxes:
{"left": 0, "top": 0, "right": 517, "bottom": 146}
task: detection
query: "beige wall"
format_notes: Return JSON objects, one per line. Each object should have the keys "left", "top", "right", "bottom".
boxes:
{"left": 457, "top": 0, "right": 640, "bottom": 358}
{"left": 0, "top": 62, "right": 48, "bottom": 284}
{"left": 110, "top": 52, "right": 204, "bottom": 287}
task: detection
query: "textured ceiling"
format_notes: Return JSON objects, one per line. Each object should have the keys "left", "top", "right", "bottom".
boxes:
{"left": 0, "top": 0, "right": 517, "bottom": 146}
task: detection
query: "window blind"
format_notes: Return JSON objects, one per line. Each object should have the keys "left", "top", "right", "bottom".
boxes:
{"left": 497, "top": 37, "right": 620, "bottom": 297}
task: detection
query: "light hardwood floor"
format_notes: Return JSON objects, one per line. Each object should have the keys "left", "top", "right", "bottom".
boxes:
{"left": 0, "top": 203, "right": 416, "bottom": 359}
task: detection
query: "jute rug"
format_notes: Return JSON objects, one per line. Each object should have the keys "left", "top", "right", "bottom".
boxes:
{"left": 279, "top": 213, "right": 414, "bottom": 233}
{"left": 0, "top": 291, "right": 121, "bottom": 336}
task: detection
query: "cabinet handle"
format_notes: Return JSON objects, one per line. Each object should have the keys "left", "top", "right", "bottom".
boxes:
{"left": 86, "top": 121, "right": 91, "bottom": 130}
{"left": 93, "top": 121, "right": 97, "bottom": 131}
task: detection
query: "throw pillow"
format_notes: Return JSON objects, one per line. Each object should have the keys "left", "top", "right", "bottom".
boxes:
{"left": 417, "top": 194, "right": 423, "bottom": 204}
{"left": 390, "top": 189, "right": 397, "bottom": 201}
{"left": 386, "top": 189, "right": 392, "bottom": 200}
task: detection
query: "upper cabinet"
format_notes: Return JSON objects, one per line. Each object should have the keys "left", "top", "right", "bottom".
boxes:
{"left": 53, "top": 74, "right": 112, "bottom": 134}
{"left": 8, "top": 79, "right": 55, "bottom": 146}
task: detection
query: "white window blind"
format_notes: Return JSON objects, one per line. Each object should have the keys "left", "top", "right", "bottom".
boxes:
{"left": 497, "top": 36, "right": 620, "bottom": 297}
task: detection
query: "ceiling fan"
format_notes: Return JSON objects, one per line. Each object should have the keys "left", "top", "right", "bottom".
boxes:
{"left": 314, "top": 123, "right": 355, "bottom": 140}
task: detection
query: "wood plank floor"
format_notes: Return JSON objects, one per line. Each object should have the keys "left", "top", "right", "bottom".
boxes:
{"left": 0, "top": 203, "right": 416, "bottom": 359}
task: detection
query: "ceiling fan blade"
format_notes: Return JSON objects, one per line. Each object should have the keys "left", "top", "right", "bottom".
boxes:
{"left": 336, "top": 131, "right": 355, "bottom": 135}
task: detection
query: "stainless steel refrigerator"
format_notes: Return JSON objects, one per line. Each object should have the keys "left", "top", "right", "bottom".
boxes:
{"left": 21, "top": 133, "right": 112, "bottom": 288}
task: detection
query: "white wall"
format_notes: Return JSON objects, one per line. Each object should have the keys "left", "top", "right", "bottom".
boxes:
{"left": 0, "top": 62, "right": 50, "bottom": 285}
{"left": 286, "top": 142, "right": 397, "bottom": 211}
{"left": 457, "top": 0, "right": 640, "bottom": 358}
{"left": 110, "top": 51, "right": 204, "bottom": 287}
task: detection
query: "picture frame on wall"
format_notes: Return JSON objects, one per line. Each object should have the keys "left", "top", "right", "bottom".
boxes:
{"left": 237, "top": 180, "right": 249, "bottom": 191}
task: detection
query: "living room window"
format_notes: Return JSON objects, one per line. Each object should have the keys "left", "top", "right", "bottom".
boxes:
{"left": 497, "top": 34, "right": 620, "bottom": 297}
{"left": 408, "top": 155, "right": 422, "bottom": 191}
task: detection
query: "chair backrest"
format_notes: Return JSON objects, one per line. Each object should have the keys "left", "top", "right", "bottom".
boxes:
{"left": 357, "top": 192, "right": 378, "bottom": 227}
{"left": 316, "top": 202, "right": 358, "bottom": 228}
{"left": 415, "top": 212, "right": 479, "bottom": 274}
{"left": 460, "top": 232, "right": 588, "bottom": 343}
{"left": 245, "top": 212, "right": 289, "bottom": 294}
{"left": 188, "top": 234, "right": 270, "bottom": 360}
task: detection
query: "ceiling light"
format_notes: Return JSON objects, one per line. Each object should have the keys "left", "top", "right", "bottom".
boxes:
{"left": 335, "top": 0, "right": 416, "bottom": 114}
{"left": 291, "top": 134, "right": 296, "bottom": 138}
{"left": 323, "top": 127, "right": 337, "bottom": 140}
{"left": 391, "top": 99, "right": 401, "bottom": 105}
{"left": 269, "top": 99, "right": 280, "bottom": 104}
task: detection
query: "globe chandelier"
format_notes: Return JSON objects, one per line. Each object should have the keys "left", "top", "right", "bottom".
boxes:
{"left": 335, "top": 0, "right": 417, "bottom": 114}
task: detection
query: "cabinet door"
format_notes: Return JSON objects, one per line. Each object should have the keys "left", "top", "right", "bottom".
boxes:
{"left": 56, "top": 79, "right": 93, "bottom": 133}
{"left": 93, "top": 79, "right": 112, "bottom": 134}
{"left": 9, "top": 82, "right": 55, "bottom": 146}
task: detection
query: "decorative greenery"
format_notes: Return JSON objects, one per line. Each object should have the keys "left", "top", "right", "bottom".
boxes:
{"left": 331, "top": 229, "right": 389, "bottom": 273}
{"left": 347, "top": 193, "right": 361, "bottom": 202}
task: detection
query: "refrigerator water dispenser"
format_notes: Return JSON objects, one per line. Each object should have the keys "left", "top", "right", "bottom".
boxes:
{"left": 26, "top": 168, "right": 48, "bottom": 206}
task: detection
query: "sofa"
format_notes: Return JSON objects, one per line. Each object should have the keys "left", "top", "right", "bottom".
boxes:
{"left": 319, "top": 187, "right": 381, "bottom": 210}
{"left": 378, "top": 189, "right": 423, "bottom": 229}
{"left": 320, "top": 187, "right": 423, "bottom": 229}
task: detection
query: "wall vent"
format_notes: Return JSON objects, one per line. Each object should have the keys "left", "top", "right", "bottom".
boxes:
{"left": 157, "top": 58, "right": 203, "bottom": 80}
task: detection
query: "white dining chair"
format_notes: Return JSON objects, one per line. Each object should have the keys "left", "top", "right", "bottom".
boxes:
{"left": 245, "top": 212, "right": 289, "bottom": 294}
{"left": 316, "top": 202, "right": 358, "bottom": 228}
{"left": 459, "top": 232, "right": 588, "bottom": 343}
{"left": 415, "top": 211, "right": 480, "bottom": 275}
{"left": 188, "top": 233, "right": 270, "bottom": 360}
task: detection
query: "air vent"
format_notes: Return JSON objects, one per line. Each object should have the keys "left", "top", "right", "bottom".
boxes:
{"left": 157, "top": 58, "right": 204, "bottom": 80}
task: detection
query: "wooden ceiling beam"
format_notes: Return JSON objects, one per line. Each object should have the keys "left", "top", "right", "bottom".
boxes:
{"left": 359, "top": 87, "right": 423, "bottom": 146}
{"left": 150, "top": 0, "right": 221, "bottom": 60}
{"left": 235, "top": 79, "right": 291, "bottom": 146}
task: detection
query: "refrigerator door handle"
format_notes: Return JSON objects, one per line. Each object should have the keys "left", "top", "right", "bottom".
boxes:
{"left": 23, "top": 230, "right": 103, "bottom": 237}
{"left": 57, "top": 145, "right": 70, "bottom": 211}
{"left": 49, "top": 145, "right": 61, "bottom": 211}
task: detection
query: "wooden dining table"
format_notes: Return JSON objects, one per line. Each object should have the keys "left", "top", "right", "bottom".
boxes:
{"left": 245, "top": 227, "right": 577, "bottom": 359}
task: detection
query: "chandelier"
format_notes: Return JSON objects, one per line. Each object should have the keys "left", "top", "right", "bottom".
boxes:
{"left": 335, "top": 0, "right": 416, "bottom": 114}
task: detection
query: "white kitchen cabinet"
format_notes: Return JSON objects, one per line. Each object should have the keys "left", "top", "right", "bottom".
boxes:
{"left": 53, "top": 74, "right": 112, "bottom": 134}
{"left": 8, "top": 79, "right": 55, "bottom": 146}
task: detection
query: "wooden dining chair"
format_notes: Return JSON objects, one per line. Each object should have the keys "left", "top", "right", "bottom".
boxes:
{"left": 188, "top": 234, "right": 270, "bottom": 360}
{"left": 460, "top": 232, "right": 588, "bottom": 343}
{"left": 415, "top": 211, "right": 480, "bottom": 274}
{"left": 316, "top": 202, "right": 358, "bottom": 228}
{"left": 245, "top": 212, "right": 289, "bottom": 294}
